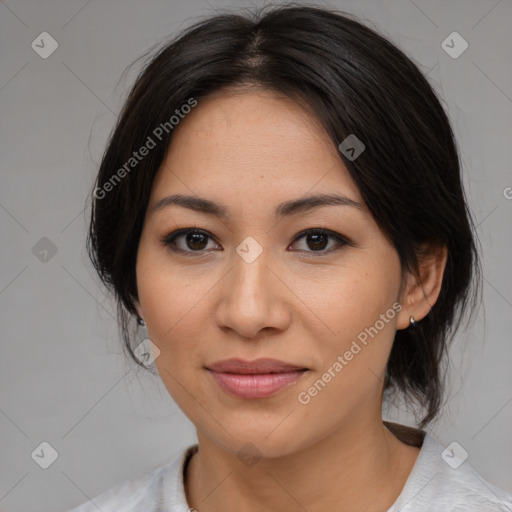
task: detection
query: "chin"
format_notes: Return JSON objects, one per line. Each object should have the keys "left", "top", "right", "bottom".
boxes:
{"left": 197, "top": 415, "right": 315, "bottom": 460}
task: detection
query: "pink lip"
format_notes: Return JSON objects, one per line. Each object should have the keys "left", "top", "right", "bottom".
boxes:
{"left": 206, "top": 358, "right": 308, "bottom": 399}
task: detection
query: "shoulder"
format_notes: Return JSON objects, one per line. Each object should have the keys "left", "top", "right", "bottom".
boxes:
{"left": 389, "top": 432, "right": 512, "bottom": 511}
{"left": 64, "top": 445, "right": 197, "bottom": 512}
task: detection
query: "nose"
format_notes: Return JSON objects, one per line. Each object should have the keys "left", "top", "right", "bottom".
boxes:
{"left": 214, "top": 247, "right": 292, "bottom": 339}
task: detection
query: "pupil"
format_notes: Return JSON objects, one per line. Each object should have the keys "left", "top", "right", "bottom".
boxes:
{"left": 308, "top": 233, "right": 327, "bottom": 251}
{"left": 187, "top": 232, "right": 207, "bottom": 250}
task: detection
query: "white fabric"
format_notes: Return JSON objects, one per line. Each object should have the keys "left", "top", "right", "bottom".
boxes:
{"left": 66, "top": 432, "right": 512, "bottom": 511}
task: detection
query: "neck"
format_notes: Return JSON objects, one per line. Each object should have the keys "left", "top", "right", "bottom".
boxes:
{"left": 185, "top": 418, "right": 422, "bottom": 512}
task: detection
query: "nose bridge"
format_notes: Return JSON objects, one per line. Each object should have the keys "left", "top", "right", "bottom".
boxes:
{"left": 216, "top": 239, "right": 289, "bottom": 337}
{"left": 236, "top": 246, "right": 268, "bottom": 295}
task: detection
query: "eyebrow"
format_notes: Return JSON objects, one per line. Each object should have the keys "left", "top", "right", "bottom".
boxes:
{"left": 149, "top": 192, "right": 364, "bottom": 219}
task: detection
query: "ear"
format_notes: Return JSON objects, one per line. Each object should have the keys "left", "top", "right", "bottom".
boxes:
{"left": 396, "top": 244, "right": 447, "bottom": 330}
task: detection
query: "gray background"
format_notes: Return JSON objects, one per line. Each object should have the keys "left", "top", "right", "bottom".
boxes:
{"left": 0, "top": 0, "right": 511, "bottom": 510}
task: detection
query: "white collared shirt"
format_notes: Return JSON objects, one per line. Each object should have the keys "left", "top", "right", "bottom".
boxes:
{"left": 66, "top": 432, "right": 512, "bottom": 512}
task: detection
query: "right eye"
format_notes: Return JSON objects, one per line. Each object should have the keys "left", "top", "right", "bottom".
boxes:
{"left": 160, "top": 228, "right": 221, "bottom": 256}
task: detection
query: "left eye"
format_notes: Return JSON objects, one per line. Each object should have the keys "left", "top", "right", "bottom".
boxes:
{"left": 290, "top": 228, "right": 349, "bottom": 254}
{"left": 161, "top": 228, "right": 350, "bottom": 255}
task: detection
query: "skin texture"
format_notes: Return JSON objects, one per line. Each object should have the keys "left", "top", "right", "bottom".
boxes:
{"left": 135, "top": 87, "right": 447, "bottom": 512}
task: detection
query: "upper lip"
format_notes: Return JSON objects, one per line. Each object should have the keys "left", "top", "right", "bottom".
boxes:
{"left": 206, "top": 358, "right": 308, "bottom": 374}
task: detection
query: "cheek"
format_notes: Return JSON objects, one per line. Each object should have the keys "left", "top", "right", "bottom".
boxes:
{"left": 293, "top": 286, "right": 399, "bottom": 438}
{"left": 294, "top": 251, "right": 401, "bottom": 395}
{"left": 136, "top": 243, "right": 211, "bottom": 338}
{"left": 293, "top": 254, "right": 401, "bottom": 341}
{"left": 136, "top": 251, "right": 202, "bottom": 391}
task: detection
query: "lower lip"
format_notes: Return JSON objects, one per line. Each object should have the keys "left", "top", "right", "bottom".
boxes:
{"left": 207, "top": 369, "right": 307, "bottom": 399}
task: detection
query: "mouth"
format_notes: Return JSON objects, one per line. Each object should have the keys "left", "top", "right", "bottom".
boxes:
{"left": 205, "top": 358, "right": 309, "bottom": 399}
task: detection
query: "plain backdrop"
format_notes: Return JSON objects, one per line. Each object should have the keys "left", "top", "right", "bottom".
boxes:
{"left": 0, "top": 0, "right": 511, "bottom": 510}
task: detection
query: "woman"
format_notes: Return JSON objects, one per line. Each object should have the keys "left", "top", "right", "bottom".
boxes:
{"left": 68, "top": 4, "right": 512, "bottom": 511}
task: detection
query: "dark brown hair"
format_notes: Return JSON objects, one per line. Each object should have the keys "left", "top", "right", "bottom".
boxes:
{"left": 86, "top": 3, "right": 482, "bottom": 428}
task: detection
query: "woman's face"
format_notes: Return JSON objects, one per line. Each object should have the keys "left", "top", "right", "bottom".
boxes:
{"left": 136, "top": 88, "right": 409, "bottom": 457}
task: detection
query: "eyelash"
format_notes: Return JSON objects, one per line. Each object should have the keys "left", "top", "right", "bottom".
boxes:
{"left": 160, "top": 227, "right": 351, "bottom": 257}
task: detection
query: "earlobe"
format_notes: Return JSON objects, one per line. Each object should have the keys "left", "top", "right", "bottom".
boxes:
{"left": 134, "top": 301, "right": 144, "bottom": 321}
{"left": 396, "top": 244, "right": 447, "bottom": 330}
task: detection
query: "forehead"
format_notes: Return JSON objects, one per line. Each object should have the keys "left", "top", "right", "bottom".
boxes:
{"left": 149, "top": 88, "right": 362, "bottom": 209}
